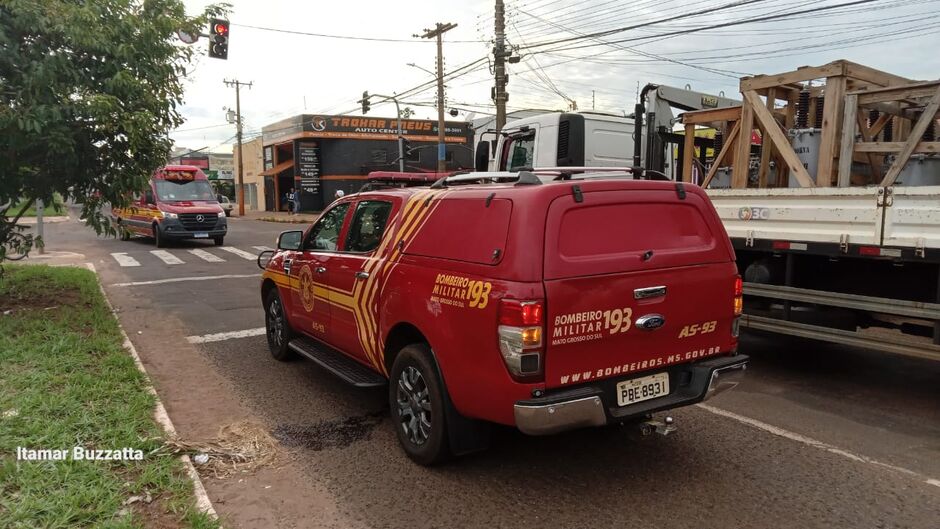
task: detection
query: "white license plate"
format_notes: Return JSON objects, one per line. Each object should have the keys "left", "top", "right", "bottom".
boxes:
{"left": 616, "top": 372, "right": 670, "bottom": 406}
{"left": 193, "top": 232, "right": 209, "bottom": 238}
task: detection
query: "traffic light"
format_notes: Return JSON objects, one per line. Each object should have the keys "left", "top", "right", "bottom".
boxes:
{"left": 360, "top": 91, "right": 371, "bottom": 114}
{"left": 208, "top": 19, "right": 229, "bottom": 60}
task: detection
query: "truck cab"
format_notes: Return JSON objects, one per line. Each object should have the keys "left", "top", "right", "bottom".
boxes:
{"left": 113, "top": 165, "right": 228, "bottom": 247}
{"left": 489, "top": 112, "right": 636, "bottom": 172}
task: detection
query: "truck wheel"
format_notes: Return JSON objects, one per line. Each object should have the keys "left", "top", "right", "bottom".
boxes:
{"left": 264, "top": 289, "right": 295, "bottom": 361}
{"left": 152, "top": 224, "right": 166, "bottom": 248}
{"left": 213, "top": 236, "right": 224, "bottom": 246}
{"left": 390, "top": 344, "right": 450, "bottom": 465}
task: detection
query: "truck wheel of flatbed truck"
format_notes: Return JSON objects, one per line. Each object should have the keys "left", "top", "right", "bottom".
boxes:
{"left": 390, "top": 344, "right": 451, "bottom": 466}
{"left": 264, "top": 289, "right": 296, "bottom": 361}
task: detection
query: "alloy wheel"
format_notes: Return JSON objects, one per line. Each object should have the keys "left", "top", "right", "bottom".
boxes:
{"left": 267, "top": 297, "right": 284, "bottom": 347}
{"left": 396, "top": 366, "right": 432, "bottom": 446}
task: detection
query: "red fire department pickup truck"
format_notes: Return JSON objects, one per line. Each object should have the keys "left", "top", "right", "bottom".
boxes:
{"left": 259, "top": 169, "right": 747, "bottom": 464}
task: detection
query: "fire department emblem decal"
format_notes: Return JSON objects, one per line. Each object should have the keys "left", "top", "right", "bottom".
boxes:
{"left": 298, "top": 265, "right": 316, "bottom": 312}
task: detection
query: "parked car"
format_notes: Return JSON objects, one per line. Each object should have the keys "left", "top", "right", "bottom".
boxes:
{"left": 259, "top": 169, "right": 747, "bottom": 464}
{"left": 219, "top": 195, "right": 234, "bottom": 217}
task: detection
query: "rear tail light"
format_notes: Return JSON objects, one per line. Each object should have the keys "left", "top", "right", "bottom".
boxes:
{"left": 733, "top": 276, "right": 743, "bottom": 316}
{"left": 497, "top": 299, "right": 544, "bottom": 381}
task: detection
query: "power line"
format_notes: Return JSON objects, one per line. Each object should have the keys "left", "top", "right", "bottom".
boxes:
{"left": 530, "top": 0, "right": 896, "bottom": 53}
{"left": 232, "top": 23, "right": 486, "bottom": 43}
{"left": 516, "top": 7, "right": 747, "bottom": 78}
{"left": 172, "top": 123, "right": 230, "bottom": 133}
{"left": 517, "top": 0, "right": 773, "bottom": 50}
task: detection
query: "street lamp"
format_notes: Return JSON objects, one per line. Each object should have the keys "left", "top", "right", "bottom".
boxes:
{"left": 406, "top": 62, "right": 436, "bottom": 76}
{"left": 366, "top": 92, "right": 406, "bottom": 173}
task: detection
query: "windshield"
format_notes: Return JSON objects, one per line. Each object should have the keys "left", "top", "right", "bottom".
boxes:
{"left": 154, "top": 178, "right": 216, "bottom": 202}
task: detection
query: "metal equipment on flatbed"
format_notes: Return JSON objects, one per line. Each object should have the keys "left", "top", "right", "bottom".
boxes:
{"left": 679, "top": 60, "right": 940, "bottom": 362}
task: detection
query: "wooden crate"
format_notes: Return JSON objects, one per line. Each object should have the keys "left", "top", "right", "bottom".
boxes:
{"left": 679, "top": 60, "right": 938, "bottom": 188}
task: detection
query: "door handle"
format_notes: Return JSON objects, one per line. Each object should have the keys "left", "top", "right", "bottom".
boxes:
{"left": 355, "top": 271, "right": 370, "bottom": 280}
{"left": 315, "top": 266, "right": 327, "bottom": 274}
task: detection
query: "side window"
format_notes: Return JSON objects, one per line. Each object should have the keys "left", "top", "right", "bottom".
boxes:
{"left": 345, "top": 201, "right": 393, "bottom": 253}
{"left": 306, "top": 203, "right": 350, "bottom": 251}
{"left": 504, "top": 132, "right": 536, "bottom": 171}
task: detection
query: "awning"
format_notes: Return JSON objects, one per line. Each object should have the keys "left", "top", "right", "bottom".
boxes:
{"left": 259, "top": 160, "right": 293, "bottom": 176}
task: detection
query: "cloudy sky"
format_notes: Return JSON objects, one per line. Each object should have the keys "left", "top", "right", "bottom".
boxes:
{"left": 171, "top": 0, "right": 940, "bottom": 152}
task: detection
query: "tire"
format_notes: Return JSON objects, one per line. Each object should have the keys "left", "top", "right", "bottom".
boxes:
{"left": 390, "top": 344, "right": 451, "bottom": 465}
{"left": 213, "top": 236, "right": 224, "bottom": 246}
{"left": 118, "top": 221, "right": 131, "bottom": 241}
{"left": 5, "top": 232, "right": 29, "bottom": 261}
{"left": 153, "top": 224, "right": 166, "bottom": 248}
{"left": 264, "top": 288, "right": 296, "bottom": 361}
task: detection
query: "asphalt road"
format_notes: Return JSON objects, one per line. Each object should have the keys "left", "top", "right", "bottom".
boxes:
{"left": 25, "top": 207, "right": 940, "bottom": 528}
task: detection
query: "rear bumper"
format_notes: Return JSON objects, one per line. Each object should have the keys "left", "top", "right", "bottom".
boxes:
{"left": 513, "top": 354, "right": 748, "bottom": 436}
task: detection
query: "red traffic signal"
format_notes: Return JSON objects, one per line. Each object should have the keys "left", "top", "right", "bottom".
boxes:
{"left": 208, "top": 18, "right": 229, "bottom": 60}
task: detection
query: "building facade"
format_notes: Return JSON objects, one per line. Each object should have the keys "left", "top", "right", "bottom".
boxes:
{"left": 260, "top": 114, "right": 474, "bottom": 212}
{"left": 233, "top": 137, "right": 264, "bottom": 211}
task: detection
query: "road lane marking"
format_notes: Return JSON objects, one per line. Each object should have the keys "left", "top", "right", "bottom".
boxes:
{"left": 252, "top": 245, "right": 274, "bottom": 252}
{"left": 111, "top": 252, "right": 140, "bottom": 267}
{"left": 111, "top": 273, "right": 256, "bottom": 287}
{"left": 150, "top": 250, "right": 184, "bottom": 265}
{"left": 698, "top": 403, "right": 940, "bottom": 489}
{"left": 186, "top": 327, "right": 266, "bottom": 344}
{"left": 188, "top": 249, "right": 225, "bottom": 262}
{"left": 219, "top": 246, "right": 256, "bottom": 260}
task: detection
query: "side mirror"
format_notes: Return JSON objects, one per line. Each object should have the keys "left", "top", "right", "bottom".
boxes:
{"left": 144, "top": 190, "right": 155, "bottom": 205}
{"left": 475, "top": 140, "right": 490, "bottom": 172}
{"left": 277, "top": 230, "right": 303, "bottom": 251}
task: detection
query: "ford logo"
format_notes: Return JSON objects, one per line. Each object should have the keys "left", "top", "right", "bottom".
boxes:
{"left": 635, "top": 314, "right": 666, "bottom": 331}
{"left": 196, "top": 214, "right": 205, "bottom": 222}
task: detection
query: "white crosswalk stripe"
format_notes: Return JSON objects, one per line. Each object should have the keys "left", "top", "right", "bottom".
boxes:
{"left": 150, "top": 250, "right": 184, "bottom": 265}
{"left": 219, "top": 246, "right": 257, "bottom": 260}
{"left": 252, "top": 245, "right": 274, "bottom": 252}
{"left": 111, "top": 252, "right": 140, "bottom": 267}
{"left": 187, "top": 248, "right": 225, "bottom": 262}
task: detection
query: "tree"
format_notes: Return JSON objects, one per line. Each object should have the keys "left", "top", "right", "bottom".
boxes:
{"left": 0, "top": 0, "right": 228, "bottom": 261}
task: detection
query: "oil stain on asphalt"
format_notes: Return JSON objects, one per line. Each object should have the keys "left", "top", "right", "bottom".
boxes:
{"left": 273, "top": 412, "right": 385, "bottom": 451}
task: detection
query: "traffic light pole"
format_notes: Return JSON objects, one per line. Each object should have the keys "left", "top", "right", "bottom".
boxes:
{"left": 224, "top": 79, "right": 252, "bottom": 216}
{"left": 418, "top": 22, "right": 457, "bottom": 174}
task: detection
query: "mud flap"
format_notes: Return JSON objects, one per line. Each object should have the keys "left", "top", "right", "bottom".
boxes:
{"left": 429, "top": 351, "right": 491, "bottom": 456}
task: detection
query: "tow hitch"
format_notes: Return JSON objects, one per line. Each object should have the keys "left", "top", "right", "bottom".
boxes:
{"left": 639, "top": 415, "right": 676, "bottom": 436}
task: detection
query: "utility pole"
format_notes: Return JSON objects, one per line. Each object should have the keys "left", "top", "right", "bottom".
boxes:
{"left": 418, "top": 22, "right": 457, "bottom": 174}
{"left": 494, "top": 0, "right": 507, "bottom": 133}
{"left": 592, "top": 90, "right": 596, "bottom": 110}
{"left": 224, "top": 79, "right": 252, "bottom": 216}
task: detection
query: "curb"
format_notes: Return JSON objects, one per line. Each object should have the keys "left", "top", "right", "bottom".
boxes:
{"left": 84, "top": 263, "right": 218, "bottom": 519}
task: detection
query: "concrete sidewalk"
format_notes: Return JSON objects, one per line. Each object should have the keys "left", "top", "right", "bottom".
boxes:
{"left": 230, "top": 209, "right": 319, "bottom": 224}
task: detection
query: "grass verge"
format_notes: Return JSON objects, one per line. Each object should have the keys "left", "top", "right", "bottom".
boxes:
{"left": 0, "top": 265, "right": 219, "bottom": 529}
{"left": 11, "top": 195, "right": 66, "bottom": 217}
